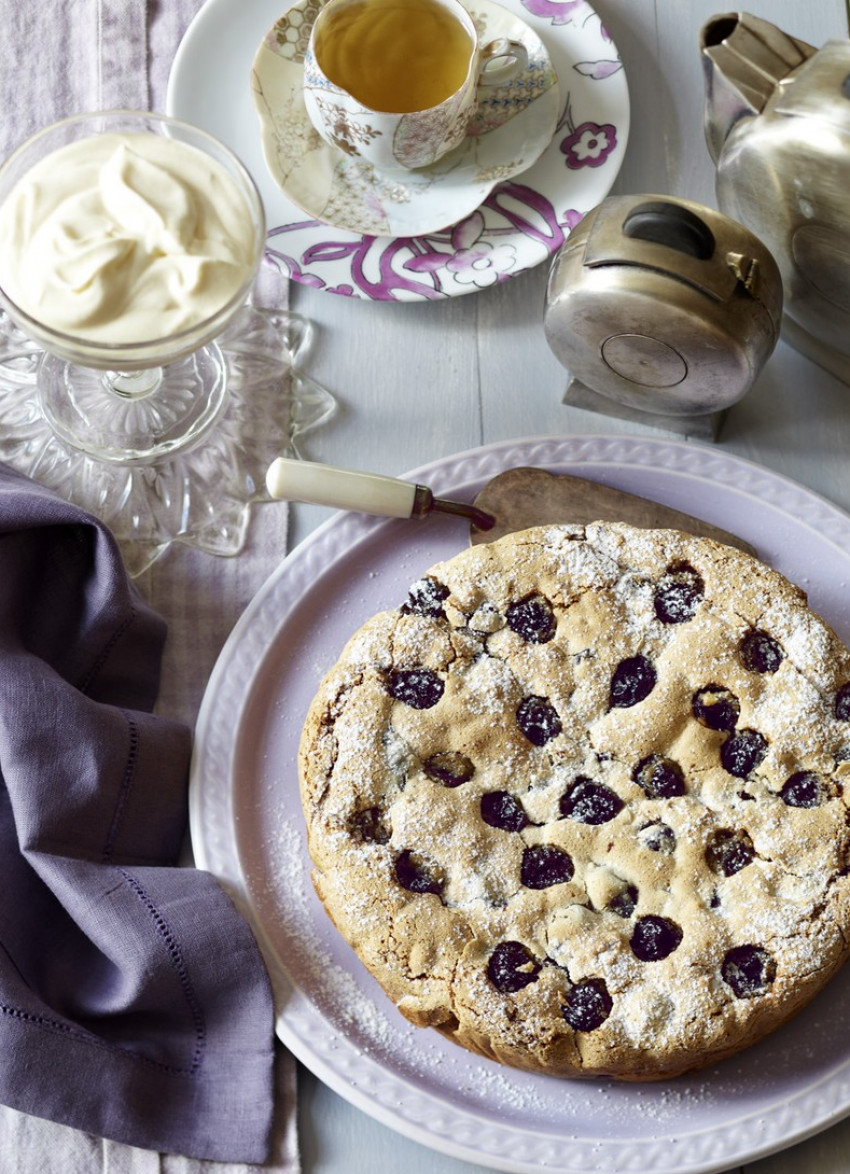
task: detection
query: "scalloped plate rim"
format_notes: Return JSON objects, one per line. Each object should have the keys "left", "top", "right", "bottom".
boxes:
{"left": 191, "top": 433, "right": 850, "bottom": 1174}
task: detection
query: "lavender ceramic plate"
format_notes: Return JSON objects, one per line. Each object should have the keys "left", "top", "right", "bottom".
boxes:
{"left": 191, "top": 435, "right": 850, "bottom": 1174}
{"left": 167, "top": 0, "right": 629, "bottom": 300}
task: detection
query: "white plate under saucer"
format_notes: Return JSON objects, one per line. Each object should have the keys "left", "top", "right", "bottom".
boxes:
{"left": 167, "top": 0, "right": 629, "bottom": 301}
{"left": 251, "top": 0, "right": 560, "bottom": 237}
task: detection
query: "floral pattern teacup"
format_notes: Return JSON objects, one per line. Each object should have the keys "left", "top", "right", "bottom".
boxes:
{"left": 303, "top": 0, "right": 528, "bottom": 172}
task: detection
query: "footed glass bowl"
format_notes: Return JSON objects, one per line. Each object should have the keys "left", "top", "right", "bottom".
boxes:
{"left": 0, "top": 111, "right": 337, "bottom": 573}
{"left": 0, "top": 109, "right": 266, "bottom": 464}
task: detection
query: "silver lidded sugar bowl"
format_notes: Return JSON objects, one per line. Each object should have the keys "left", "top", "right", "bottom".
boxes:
{"left": 543, "top": 193, "right": 782, "bottom": 436}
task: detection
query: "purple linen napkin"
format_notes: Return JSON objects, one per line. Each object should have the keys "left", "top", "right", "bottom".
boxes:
{"left": 0, "top": 463, "right": 275, "bottom": 1162}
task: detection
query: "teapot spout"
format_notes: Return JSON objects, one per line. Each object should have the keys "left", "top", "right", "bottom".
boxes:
{"left": 701, "top": 12, "right": 816, "bottom": 162}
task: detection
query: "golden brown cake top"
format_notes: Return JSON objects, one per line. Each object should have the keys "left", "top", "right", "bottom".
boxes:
{"left": 298, "top": 523, "right": 850, "bottom": 1079}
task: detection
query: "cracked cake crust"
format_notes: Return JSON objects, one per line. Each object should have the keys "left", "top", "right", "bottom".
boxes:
{"left": 298, "top": 523, "right": 850, "bottom": 1080}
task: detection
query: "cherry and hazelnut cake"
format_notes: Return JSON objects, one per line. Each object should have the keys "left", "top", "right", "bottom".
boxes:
{"left": 298, "top": 523, "right": 850, "bottom": 1079}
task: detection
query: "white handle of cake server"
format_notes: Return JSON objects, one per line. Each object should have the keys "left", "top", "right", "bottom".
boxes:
{"left": 265, "top": 457, "right": 418, "bottom": 518}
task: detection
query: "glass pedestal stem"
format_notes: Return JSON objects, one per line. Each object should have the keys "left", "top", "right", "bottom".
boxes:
{"left": 105, "top": 368, "right": 164, "bottom": 399}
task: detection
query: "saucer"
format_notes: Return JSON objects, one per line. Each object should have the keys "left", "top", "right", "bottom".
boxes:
{"left": 251, "top": 0, "right": 560, "bottom": 237}
{"left": 168, "top": 0, "right": 628, "bottom": 301}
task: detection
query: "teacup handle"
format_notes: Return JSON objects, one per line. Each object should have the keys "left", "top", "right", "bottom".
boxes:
{"left": 478, "top": 37, "right": 528, "bottom": 86}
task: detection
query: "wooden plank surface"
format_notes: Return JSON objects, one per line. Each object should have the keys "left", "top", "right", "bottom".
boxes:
{"left": 287, "top": 2, "right": 850, "bottom": 1170}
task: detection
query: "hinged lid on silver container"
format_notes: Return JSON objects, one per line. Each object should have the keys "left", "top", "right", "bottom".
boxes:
{"left": 544, "top": 193, "right": 782, "bottom": 421}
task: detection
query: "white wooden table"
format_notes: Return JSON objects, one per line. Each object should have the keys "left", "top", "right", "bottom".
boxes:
{"left": 283, "top": 1, "right": 850, "bottom": 1171}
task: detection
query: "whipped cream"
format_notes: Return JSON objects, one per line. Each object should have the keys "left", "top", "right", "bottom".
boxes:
{"left": 0, "top": 132, "right": 259, "bottom": 345}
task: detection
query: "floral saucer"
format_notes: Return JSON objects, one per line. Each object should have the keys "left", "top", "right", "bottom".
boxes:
{"left": 251, "top": 0, "right": 560, "bottom": 237}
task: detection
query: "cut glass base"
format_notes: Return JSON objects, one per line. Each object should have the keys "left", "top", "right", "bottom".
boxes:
{"left": 0, "top": 305, "right": 336, "bottom": 576}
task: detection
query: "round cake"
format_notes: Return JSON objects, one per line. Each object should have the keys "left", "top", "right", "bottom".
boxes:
{"left": 298, "top": 522, "right": 850, "bottom": 1080}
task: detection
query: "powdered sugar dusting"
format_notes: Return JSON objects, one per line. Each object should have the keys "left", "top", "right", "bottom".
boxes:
{"left": 296, "top": 521, "right": 850, "bottom": 1083}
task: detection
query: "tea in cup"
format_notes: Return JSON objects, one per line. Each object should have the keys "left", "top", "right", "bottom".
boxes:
{"left": 303, "top": 0, "right": 528, "bottom": 171}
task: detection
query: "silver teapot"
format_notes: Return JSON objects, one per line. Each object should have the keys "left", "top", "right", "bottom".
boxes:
{"left": 702, "top": 12, "right": 850, "bottom": 379}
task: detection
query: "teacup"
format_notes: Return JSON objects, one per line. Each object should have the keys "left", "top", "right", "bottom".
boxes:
{"left": 302, "top": 0, "right": 529, "bottom": 172}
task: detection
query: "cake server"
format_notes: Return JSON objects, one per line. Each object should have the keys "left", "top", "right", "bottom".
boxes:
{"left": 265, "top": 456, "right": 756, "bottom": 555}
